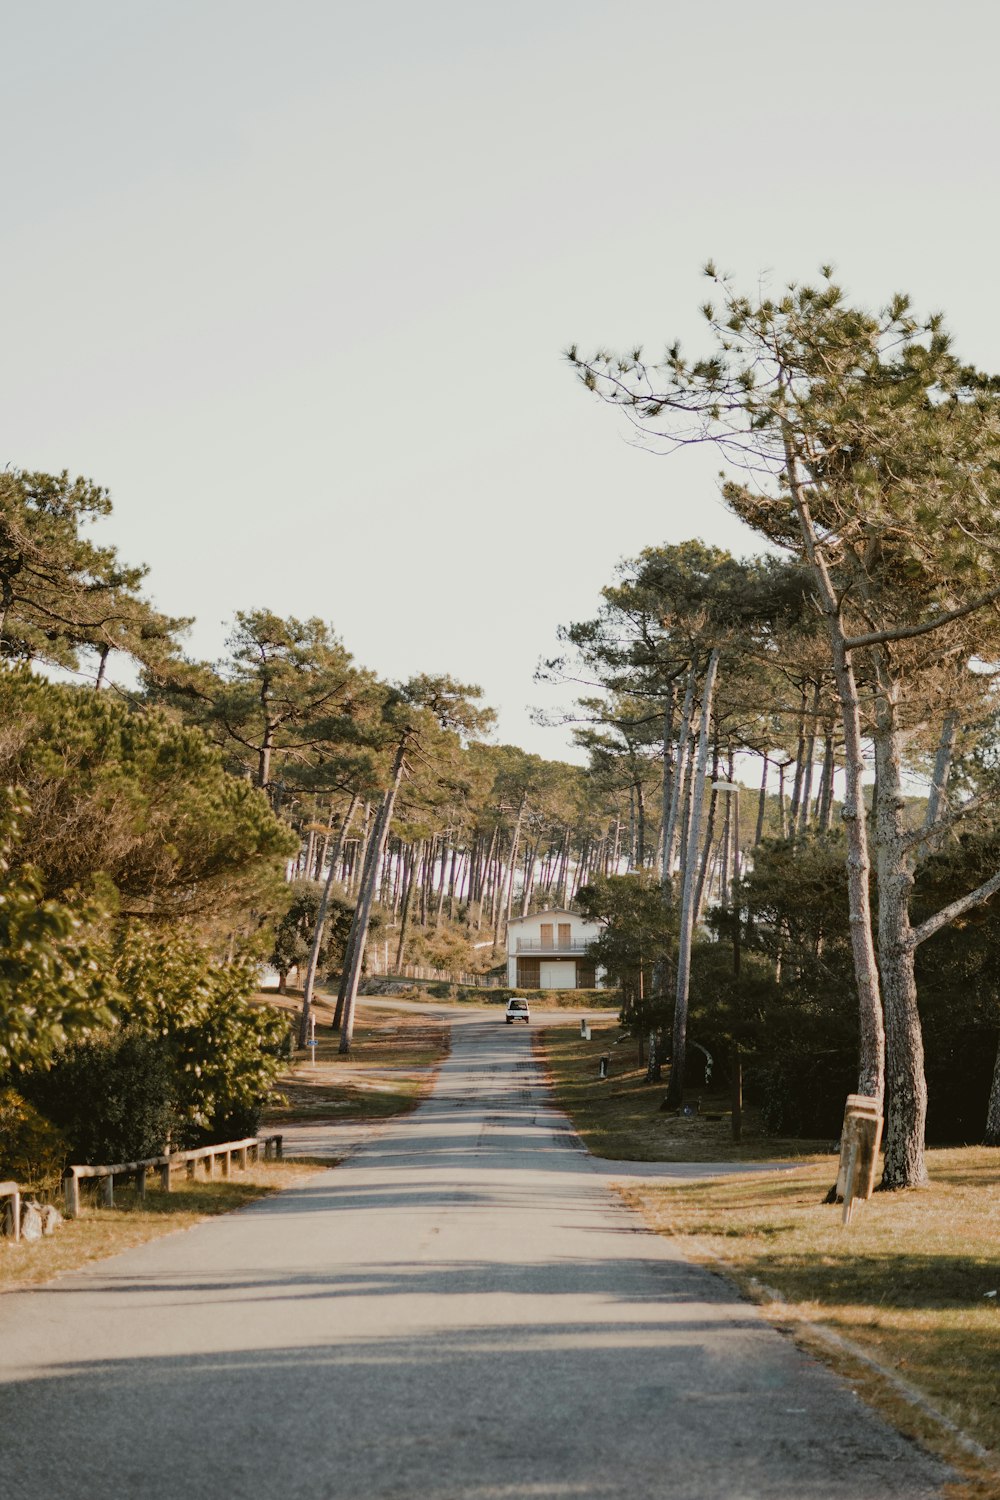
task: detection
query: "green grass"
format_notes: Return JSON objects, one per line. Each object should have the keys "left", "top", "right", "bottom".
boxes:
{"left": 538, "top": 1023, "right": 827, "bottom": 1162}
{"left": 623, "top": 1152, "right": 1000, "bottom": 1494}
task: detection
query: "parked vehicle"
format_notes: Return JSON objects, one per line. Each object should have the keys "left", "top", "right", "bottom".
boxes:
{"left": 505, "top": 998, "right": 530, "bottom": 1024}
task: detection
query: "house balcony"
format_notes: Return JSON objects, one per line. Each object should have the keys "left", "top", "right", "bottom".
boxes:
{"left": 514, "top": 939, "right": 590, "bottom": 954}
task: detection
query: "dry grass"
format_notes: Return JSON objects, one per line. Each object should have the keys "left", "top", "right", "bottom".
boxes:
{"left": 260, "top": 990, "right": 450, "bottom": 1124}
{"left": 623, "top": 1150, "right": 1000, "bottom": 1494}
{"left": 538, "top": 1023, "right": 828, "bottom": 1162}
{"left": 0, "top": 1159, "right": 322, "bottom": 1294}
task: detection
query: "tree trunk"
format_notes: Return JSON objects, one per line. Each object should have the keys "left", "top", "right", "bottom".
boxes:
{"left": 634, "top": 780, "right": 646, "bottom": 869}
{"left": 522, "top": 833, "right": 543, "bottom": 916}
{"left": 873, "top": 668, "right": 928, "bottom": 1189}
{"left": 664, "top": 649, "right": 719, "bottom": 1112}
{"left": 797, "top": 682, "right": 821, "bottom": 833}
{"left": 788, "top": 683, "right": 807, "bottom": 830}
{"left": 817, "top": 730, "right": 835, "bottom": 832}
{"left": 558, "top": 828, "right": 572, "bottom": 906}
{"left": 693, "top": 743, "right": 720, "bottom": 921}
{"left": 395, "top": 840, "right": 421, "bottom": 967}
{"left": 499, "top": 793, "right": 527, "bottom": 944}
{"left": 754, "top": 754, "right": 768, "bottom": 846}
{"left": 297, "top": 792, "right": 359, "bottom": 1046}
{"left": 787, "top": 456, "right": 885, "bottom": 1104}
{"left": 339, "top": 738, "right": 409, "bottom": 1054}
{"left": 984, "top": 1034, "right": 1000, "bottom": 1145}
{"left": 664, "top": 661, "right": 698, "bottom": 878}
{"left": 921, "top": 711, "right": 958, "bottom": 845}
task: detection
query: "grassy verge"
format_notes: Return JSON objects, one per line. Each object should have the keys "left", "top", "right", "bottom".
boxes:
{"left": 0, "top": 1159, "right": 322, "bottom": 1294}
{"left": 622, "top": 1152, "right": 1000, "bottom": 1496}
{"left": 538, "top": 1023, "right": 827, "bottom": 1162}
{"left": 260, "top": 991, "right": 450, "bottom": 1124}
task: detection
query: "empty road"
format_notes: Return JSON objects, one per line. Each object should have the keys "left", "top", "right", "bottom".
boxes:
{"left": 0, "top": 1017, "right": 951, "bottom": 1499}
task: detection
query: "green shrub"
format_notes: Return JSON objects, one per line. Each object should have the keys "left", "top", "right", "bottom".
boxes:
{"left": 114, "top": 923, "right": 289, "bottom": 1145}
{"left": 425, "top": 981, "right": 456, "bottom": 999}
{"left": 0, "top": 1087, "right": 68, "bottom": 1192}
{"left": 19, "top": 1028, "right": 175, "bottom": 1164}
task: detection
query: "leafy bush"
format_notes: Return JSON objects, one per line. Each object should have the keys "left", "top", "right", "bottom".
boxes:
{"left": 0, "top": 1087, "right": 68, "bottom": 1192}
{"left": 19, "top": 1029, "right": 175, "bottom": 1164}
{"left": 114, "top": 923, "right": 290, "bottom": 1144}
{"left": 0, "top": 787, "right": 115, "bottom": 1072}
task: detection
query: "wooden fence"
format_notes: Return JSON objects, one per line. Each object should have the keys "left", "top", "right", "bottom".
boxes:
{"left": 0, "top": 1180, "right": 20, "bottom": 1242}
{"left": 63, "top": 1134, "right": 284, "bottom": 1217}
{"left": 365, "top": 960, "right": 505, "bottom": 987}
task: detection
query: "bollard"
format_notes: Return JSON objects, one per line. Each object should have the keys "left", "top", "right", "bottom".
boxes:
{"left": 598, "top": 1054, "right": 610, "bottom": 1079}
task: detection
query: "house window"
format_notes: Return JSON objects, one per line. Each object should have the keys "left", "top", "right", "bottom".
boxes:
{"left": 540, "top": 923, "right": 553, "bottom": 948}
{"left": 558, "top": 922, "right": 571, "bottom": 949}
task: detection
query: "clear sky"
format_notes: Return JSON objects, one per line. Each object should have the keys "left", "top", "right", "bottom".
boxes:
{"left": 1, "top": 2, "right": 995, "bottom": 760}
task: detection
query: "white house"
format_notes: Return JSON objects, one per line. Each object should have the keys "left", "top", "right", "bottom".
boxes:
{"left": 506, "top": 909, "right": 605, "bottom": 990}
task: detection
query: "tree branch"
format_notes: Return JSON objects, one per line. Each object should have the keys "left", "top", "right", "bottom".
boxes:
{"left": 901, "top": 792, "right": 986, "bottom": 854}
{"left": 909, "top": 868, "right": 1000, "bottom": 949}
{"left": 844, "top": 584, "right": 1000, "bottom": 650}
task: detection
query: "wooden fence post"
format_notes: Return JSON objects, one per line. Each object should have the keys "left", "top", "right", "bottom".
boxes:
{"left": 64, "top": 1170, "right": 80, "bottom": 1218}
{"left": 100, "top": 1174, "right": 114, "bottom": 1209}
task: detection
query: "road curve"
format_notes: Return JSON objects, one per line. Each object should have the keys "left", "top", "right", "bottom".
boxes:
{"left": 0, "top": 1019, "right": 950, "bottom": 1499}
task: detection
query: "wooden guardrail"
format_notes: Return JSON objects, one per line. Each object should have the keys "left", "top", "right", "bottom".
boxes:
{"left": 63, "top": 1134, "right": 284, "bottom": 1217}
{"left": 0, "top": 1180, "right": 21, "bottom": 1242}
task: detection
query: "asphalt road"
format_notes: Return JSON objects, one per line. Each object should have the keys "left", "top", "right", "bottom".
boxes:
{"left": 0, "top": 1018, "right": 951, "bottom": 1499}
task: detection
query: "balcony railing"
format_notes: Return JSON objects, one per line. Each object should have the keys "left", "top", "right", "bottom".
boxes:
{"left": 515, "top": 939, "right": 589, "bottom": 954}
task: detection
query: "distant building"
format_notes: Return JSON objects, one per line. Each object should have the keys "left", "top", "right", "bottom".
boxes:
{"left": 506, "top": 909, "right": 605, "bottom": 990}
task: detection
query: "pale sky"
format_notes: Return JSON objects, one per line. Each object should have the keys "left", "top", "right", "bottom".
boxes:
{"left": 2, "top": 2, "right": 996, "bottom": 761}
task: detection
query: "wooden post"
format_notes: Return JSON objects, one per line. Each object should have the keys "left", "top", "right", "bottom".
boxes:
{"left": 273, "top": 1135, "right": 283, "bottom": 1161}
{"left": 100, "top": 1173, "right": 114, "bottom": 1209}
{"left": 136, "top": 1165, "right": 147, "bottom": 1202}
{"left": 1, "top": 1184, "right": 21, "bottom": 1241}
{"left": 238, "top": 1146, "right": 248, "bottom": 1171}
{"left": 204, "top": 1152, "right": 214, "bottom": 1179}
{"left": 64, "top": 1169, "right": 80, "bottom": 1218}
{"left": 160, "top": 1161, "right": 172, "bottom": 1192}
{"left": 836, "top": 1093, "right": 884, "bottom": 1225}
{"left": 221, "top": 1151, "right": 231, "bottom": 1178}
